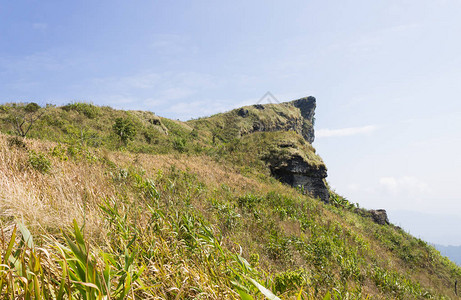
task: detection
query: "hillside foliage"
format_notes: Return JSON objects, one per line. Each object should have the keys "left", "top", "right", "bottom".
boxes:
{"left": 0, "top": 102, "right": 460, "bottom": 299}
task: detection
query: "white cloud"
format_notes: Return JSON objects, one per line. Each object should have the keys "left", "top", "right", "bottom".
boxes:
{"left": 159, "top": 87, "right": 195, "bottom": 101}
{"left": 316, "top": 125, "right": 377, "bottom": 138}
{"left": 92, "top": 71, "right": 216, "bottom": 93}
{"left": 379, "top": 176, "right": 430, "bottom": 196}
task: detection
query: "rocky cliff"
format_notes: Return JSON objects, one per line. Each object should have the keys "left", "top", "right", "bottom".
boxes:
{"left": 256, "top": 97, "right": 329, "bottom": 203}
{"left": 188, "top": 96, "right": 329, "bottom": 202}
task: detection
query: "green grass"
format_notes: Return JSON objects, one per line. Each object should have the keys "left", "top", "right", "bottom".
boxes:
{"left": 0, "top": 101, "right": 460, "bottom": 299}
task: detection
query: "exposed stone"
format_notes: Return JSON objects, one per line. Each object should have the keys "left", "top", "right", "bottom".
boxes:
{"left": 356, "top": 208, "right": 390, "bottom": 225}
{"left": 292, "top": 96, "right": 316, "bottom": 121}
{"left": 252, "top": 122, "right": 261, "bottom": 131}
{"left": 237, "top": 108, "right": 249, "bottom": 118}
{"left": 370, "top": 209, "right": 390, "bottom": 225}
{"left": 292, "top": 96, "right": 316, "bottom": 144}
{"left": 233, "top": 96, "right": 317, "bottom": 144}
{"left": 149, "top": 118, "right": 162, "bottom": 125}
{"left": 267, "top": 153, "right": 329, "bottom": 203}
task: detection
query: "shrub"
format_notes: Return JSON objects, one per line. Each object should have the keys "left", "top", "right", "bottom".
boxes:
{"left": 62, "top": 102, "right": 100, "bottom": 119}
{"left": 4, "top": 102, "right": 46, "bottom": 137}
{"left": 237, "top": 194, "right": 262, "bottom": 210}
{"left": 0, "top": 104, "right": 9, "bottom": 112}
{"left": 172, "top": 136, "right": 187, "bottom": 152}
{"left": 50, "top": 144, "right": 68, "bottom": 161}
{"left": 7, "top": 136, "right": 27, "bottom": 149}
{"left": 113, "top": 117, "right": 137, "bottom": 145}
{"left": 28, "top": 151, "right": 51, "bottom": 173}
{"left": 24, "top": 102, "right": 40, "bottom": 113}
{"left": 330, "top": 191, "right": 355, "bottom": 210}
{"left": 274, "top": 269, "right": 305, "bottom": 294}
{"left": 143, "top": 131, "right": 159, "bottom": 144}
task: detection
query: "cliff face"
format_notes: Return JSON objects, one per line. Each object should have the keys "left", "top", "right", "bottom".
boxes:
{"left": 292, "top": 96, "right": 316, "bottom": 144}
{"left": 268, "top": 153, "right": 329, "bottom": 203}
{"left": 236, "top": 96, "right": 329, "bottom": 203}
{"left": 258, "top": 97, "right": 329, "bottom": 203}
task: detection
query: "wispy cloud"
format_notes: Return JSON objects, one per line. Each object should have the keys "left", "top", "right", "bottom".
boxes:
{"left": 0, "top": 51, "right": 68, "bottom": 73}
{"left": 379, "top": 176, "right": 430, "bottom": 196}
{"left": 316, "top": 125, "right": 377, "bottom": 138}
{"left": 150, "top": 34, "right": 198, "bottom": 56}
{"left": 85, "top": 71, "right": 222, "bottom": 117}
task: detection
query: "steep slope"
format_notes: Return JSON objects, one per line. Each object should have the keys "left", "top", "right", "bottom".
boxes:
{"left": 0, "top": 100, "right": 460, "bottom": 299}
{"left": 435, "top": 244, "right": 461, "bottom": 266}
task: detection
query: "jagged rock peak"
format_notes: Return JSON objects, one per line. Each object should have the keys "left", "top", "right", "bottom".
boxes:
{"left": 290, "top": 96, "right": 316, "bottom": 144}
{"left": 291, "top": 96, "right": 316, "bottom": 122}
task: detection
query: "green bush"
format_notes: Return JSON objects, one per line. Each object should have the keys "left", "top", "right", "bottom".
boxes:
{"left": 237, "top": 194, "right": 262, "bottom": 210}
{"left": 28, "top": 151, "right": 51, "bottom": 173}
{"left": 0, "top": 104, "right": 9, "bottom": 112}
{"left": 50, "top": 144, "right": 68, "bottom": 161}
{"left": 62, "top": 102, "right": 100, "bottom": 119}
{"left": 172, "top": 136, "right": 187, "bottom": 152}
{"left": 113, "top": 117, "right": 137, "bottom": 145}
{"left": 24, "top": 102, "right": 40, "bottom": 113}
{"left": 273, "top": 269, "right": 305, "bottom": 294}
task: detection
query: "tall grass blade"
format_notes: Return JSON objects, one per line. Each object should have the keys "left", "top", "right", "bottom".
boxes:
{"left": 247, "top": 277, "right": 281, "bottom": 300}
{"left": 237, "top": 289, "right": 255, "bottom": 300}
{"left": 18, "top": 222, "right": 33, "bottom": 248}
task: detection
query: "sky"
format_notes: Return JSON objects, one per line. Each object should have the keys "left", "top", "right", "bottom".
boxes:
{"left": 1, "top": 1, "right": 461, "bottom": 245}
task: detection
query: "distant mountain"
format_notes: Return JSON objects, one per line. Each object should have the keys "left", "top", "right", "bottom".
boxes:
{"left": 434, "top": 244, "right": 461, "bottom": 266}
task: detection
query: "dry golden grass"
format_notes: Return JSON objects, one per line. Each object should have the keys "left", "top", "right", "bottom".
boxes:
{"left": 1, "top": 133, "right": 460, "bottom": 299}
{"left": 0, "top": 134, "right": 273, "bottom": 243}
{"left": 0, "top": 136, "right": 115, "bottom": 241}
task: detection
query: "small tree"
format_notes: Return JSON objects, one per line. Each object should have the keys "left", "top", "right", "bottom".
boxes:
{"left": 113, "top": 117, "right": 136, "bottom": 145}
{"left": 5, "top": 102, "right": 46, "bottom": 137}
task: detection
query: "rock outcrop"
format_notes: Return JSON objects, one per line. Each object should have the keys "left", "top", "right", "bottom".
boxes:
{"left": 252, "top": 96, "right": 329, "bottom": 203}
{"left": 192, "top": 95, "right": 329, "bottom": 202}
{"left": 370, "top": 209, "right": 390, "bottom": 225}
{"left": 230, "top": 97, "right": 316, "bottom": 143}
{"left": 268, "top": 152, "right": 329, "bottom": 203}
{"left": 356, "top": 208, "right": 390, "bottom": 225}
{"left": 292, "top": 96, "right": 316, "bottom": 144}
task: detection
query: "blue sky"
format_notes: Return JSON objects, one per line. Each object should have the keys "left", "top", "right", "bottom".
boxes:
{"left": 1, "top": 1, "right": 461, "bottom": 244}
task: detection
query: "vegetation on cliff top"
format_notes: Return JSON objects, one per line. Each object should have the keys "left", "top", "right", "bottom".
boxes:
{"left": 0, "top": 101, "right": 460, "bottom": 299}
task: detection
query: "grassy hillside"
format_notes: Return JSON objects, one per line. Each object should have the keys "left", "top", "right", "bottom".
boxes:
{"left": 0, "top": 102, "right": 460, "bottom": 299}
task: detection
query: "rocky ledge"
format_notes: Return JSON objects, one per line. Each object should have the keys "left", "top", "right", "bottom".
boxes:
{"left": 268, "top": 153, "right": 330, "bottom": 203}
{"left": 356, "top": 208, "right": 390, "bottom": 225}
{"left": 247, "top": 96, "right": 329, "bottom": 203}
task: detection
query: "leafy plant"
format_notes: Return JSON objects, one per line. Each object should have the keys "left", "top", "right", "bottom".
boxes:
{"left": 113, "top": 117, "right": 137, "bottom": 145}
{"left": 4, "top": 102, "right": 46, "bottom": 137}
{"left": 28, "top": 150, "right": 52, "bottom": 173}
{"left": 274, "top": 269, "right": 305, "bottom": 294}
{"left": 62, "top": 102, "right": 100, "bottom": 119}
{"left": 172, "top": 136, "right": 187, "bottom": 152}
